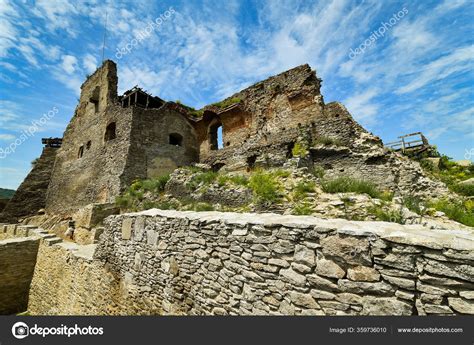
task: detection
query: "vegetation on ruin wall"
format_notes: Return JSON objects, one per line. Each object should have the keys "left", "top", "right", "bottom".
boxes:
{"left": 115, "top": 163, "right": 474, "bottom": 227}
{"left": 321, "top": 177, "right": 393, "bottom": 201}
{"left": 416, "top": 152, "right": 474, "bottom": 197}
{"left": 211, "top": 97, "right": 242, "bottom": 109}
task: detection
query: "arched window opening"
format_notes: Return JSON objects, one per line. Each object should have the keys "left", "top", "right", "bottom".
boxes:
{"left": 78, "top": 145, "right": 84, "bottom": 158}
{"left": 209, "top": 122, "right": 223, "bottom": 150}
{"left": 104, "top": 122, "right": 116, "bottom": 142}
{"left": 169, "top": 133, "right": 183, "bottom": 146}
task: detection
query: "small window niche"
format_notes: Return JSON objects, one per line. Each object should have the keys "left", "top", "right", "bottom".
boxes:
{"left": 104, "top": 122, "right": 116, "bottom": 142}
{"left": 86, "top": 140, "right": 91, "bottom": 150}
{"left": 89, "top": 86, "right": 100, "bottom": 114}
{"left": 169, "top": 133, "right": 183, "bottom": 146}
{"left": 78, "top": 145, "right": 84, "bottom": 158}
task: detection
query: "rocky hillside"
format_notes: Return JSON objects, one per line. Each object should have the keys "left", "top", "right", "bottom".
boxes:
{"left": 115, "top": 158, "right": 473, "bottom": 229}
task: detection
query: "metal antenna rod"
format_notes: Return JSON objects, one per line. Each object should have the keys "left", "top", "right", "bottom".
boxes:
{"left": 101, "top": 11, "right": 108, "bottom": 62}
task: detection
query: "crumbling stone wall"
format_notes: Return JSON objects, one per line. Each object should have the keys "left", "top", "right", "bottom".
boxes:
{"left": 0, "top": 146, "right": 58, "bottom": 223}
{"left": 0, "top": 237, "right": 39, "bottom": 314}
{"left": 126, "top": 104, "right": 199, "bottom": 180}
{"left": 27, "top": 210, "right": 474, "bottom": 315}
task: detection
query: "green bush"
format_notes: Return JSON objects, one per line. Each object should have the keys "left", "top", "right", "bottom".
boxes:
{"left": 249, "top": 169, "right": 282, "bottom": 203}
{"left": 429, "top": 199, "right": 474, "bottom": 227}
{"left": 451, "top": 183, "right": 474, "bottom": 197}
{"left": 321, "top": 177, "right": 391, "bottom": 200}
{"left": 402, "top": 195, "right": 425, "bottom": 214}
{"left": 313, "top": 136, "right": 343, "bottom": 146}
{"left": 141, "top": 174, "right": 170, "bottom": 193}
{"left": 292, "top": 142, "right": 309, "bottom": 158}
{"left": 217, "top": 174, "right": 249, "bottom": 187}
{"left": 188, "top": 171, "right": 218, "bottom": 190}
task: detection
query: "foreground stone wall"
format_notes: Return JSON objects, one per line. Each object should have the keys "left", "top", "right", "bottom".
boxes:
{"left": 0, "top": 237, "right": 39, "bottom": 314}
{"left": 28, "top": 210, "right": 473, "bottom": 315}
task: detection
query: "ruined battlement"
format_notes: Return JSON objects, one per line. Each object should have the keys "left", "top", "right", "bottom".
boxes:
{"left": 1, "top": 60, "right": 451, "bottom": 221}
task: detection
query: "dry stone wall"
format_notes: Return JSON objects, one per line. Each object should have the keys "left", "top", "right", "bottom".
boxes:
{"left": 20, "top": 210, "right": 474, "bottom": 315}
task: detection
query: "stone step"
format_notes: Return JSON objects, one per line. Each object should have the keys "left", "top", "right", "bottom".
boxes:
{"left": 44, "top": 237, "right": 62, "bottom": 246}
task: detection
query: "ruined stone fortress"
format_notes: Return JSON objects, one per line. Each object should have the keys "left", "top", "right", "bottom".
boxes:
{"left": 0, "top": 61, "right": 472, "bottom": 316}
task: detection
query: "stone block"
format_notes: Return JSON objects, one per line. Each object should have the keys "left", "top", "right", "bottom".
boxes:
{"left": 121, "top": 218, "right": 133, "bottom": 240}
{"left": 347, "top": 266, "right": 380, "bottom": 282}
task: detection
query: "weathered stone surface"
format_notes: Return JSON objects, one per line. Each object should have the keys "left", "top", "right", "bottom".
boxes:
{"left": 280, "top": 268, "right": 306, "bottom": 286}
{"left": 307, "top": 274, "right": 339, "bottom": 291}
{"left": 338, "top": 280, "right": 395, "bottom": 295}
{"left": 347, "top": 266, "right": 380, "bottom": 282}
{"left": 315, "top": 258, "right": 345, "bottom": 278}
{"left": 294, "top": 245, "right": 316, "bottom": 267}
{"left": 374, "top": 253, "right": 415, "bottom": 271}
{"left": 459, "top": 291, "right": 474, "bottom": 300}
{"left": 320, "top": 235, "right": 371, "bottom": 265}
{"left": 361, "top": 296, "right": 412, "bottom": 315}
{"left": 448, "top": 298, "right": 474, "bottom": 314}
{"left": 381, "top": 274, "right": 415, "bottom": 290}
{"left": 423, "top": 259, "right": 474, "bottom": 283}
{"left": 290, "top": 292, "right": 320, "bottom": 309}
{"left": 423, "top": 304, "right": 453, "bottom": 314}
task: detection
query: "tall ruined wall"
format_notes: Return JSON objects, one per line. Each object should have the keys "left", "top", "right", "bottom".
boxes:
{"left": 0, "top": 237, "right": 39, "bottom": 314}
{"left": 0, "top": 146, "right": 58, "bottom": 222}
{"left": 27, "top": 210, "right": 474, "bottom": 315}
{"left": 45, "top": 61, "right": 134, "bottom": 215}
{"left": 124, "top": 104, "right": 199, "bottom": 180}
{"left": 195, "top": 64, "right": 324, "bottom": 169}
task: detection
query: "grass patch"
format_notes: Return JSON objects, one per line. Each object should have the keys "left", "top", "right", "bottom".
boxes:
{"left": 313, "top": 136, "right": 343, "bottom": 146}
{"left": 450, "top": 183, "right": 474, "bottom": 197}
{"left": 428, "top": 199, "right": 474, "bottom": 227}
{"left": 212, "top": 97, "right": 242, "bottom": 109}
{"left": 293, "top": 181, "right": 316, "bottom": 201}
{"left": 292, "top": 142, "right": 309, "bottom": 158}
{"left": 368, "top": 205, "right": 405, "bottom": 224}
{"left": 187, "top": 171, "right": 218, "bottom": 190}
{"left": 217, "top": 174, "right": 249, "bottom": 187}
{"left": 193, "top": 202, "right": 215, "bottom": 211}
{"left": 322, "top": 177, "right": 392, "bottom": 200}
{"left": 292, "top": 201, "right": 313, "bottom": 215}
{"left": 311, "top": 166, "right": 325, "bottom": 179}
{"left": 248, "top": 169, "right": 282, "bottom": 204}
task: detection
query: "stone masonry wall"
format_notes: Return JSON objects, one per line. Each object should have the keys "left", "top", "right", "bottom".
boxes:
{"left": 28, "top": 210, "right": 474, "bottom": 315}
{"left": 0, "top": 237, "right": 39, "bottom": 314}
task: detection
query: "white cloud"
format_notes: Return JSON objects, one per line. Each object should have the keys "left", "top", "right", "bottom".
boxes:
{"left": 61, "top": 55, "right": 78, "bottom": 74}
{"left": 396, "top": 46, "right": 474, "bottom": 94}
{"left": 343, "top": 88, "right": 380, "bottom": 126}
{"left": 0, "top": 133, "right": 15, "bottom": 141}
{"left": 83, "top": 54, "right": 98, "bottom": 74}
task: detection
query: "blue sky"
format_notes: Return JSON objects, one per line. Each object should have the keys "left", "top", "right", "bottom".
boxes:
{"left": 0, "top": 0, "right": 473, "bottom": 190}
